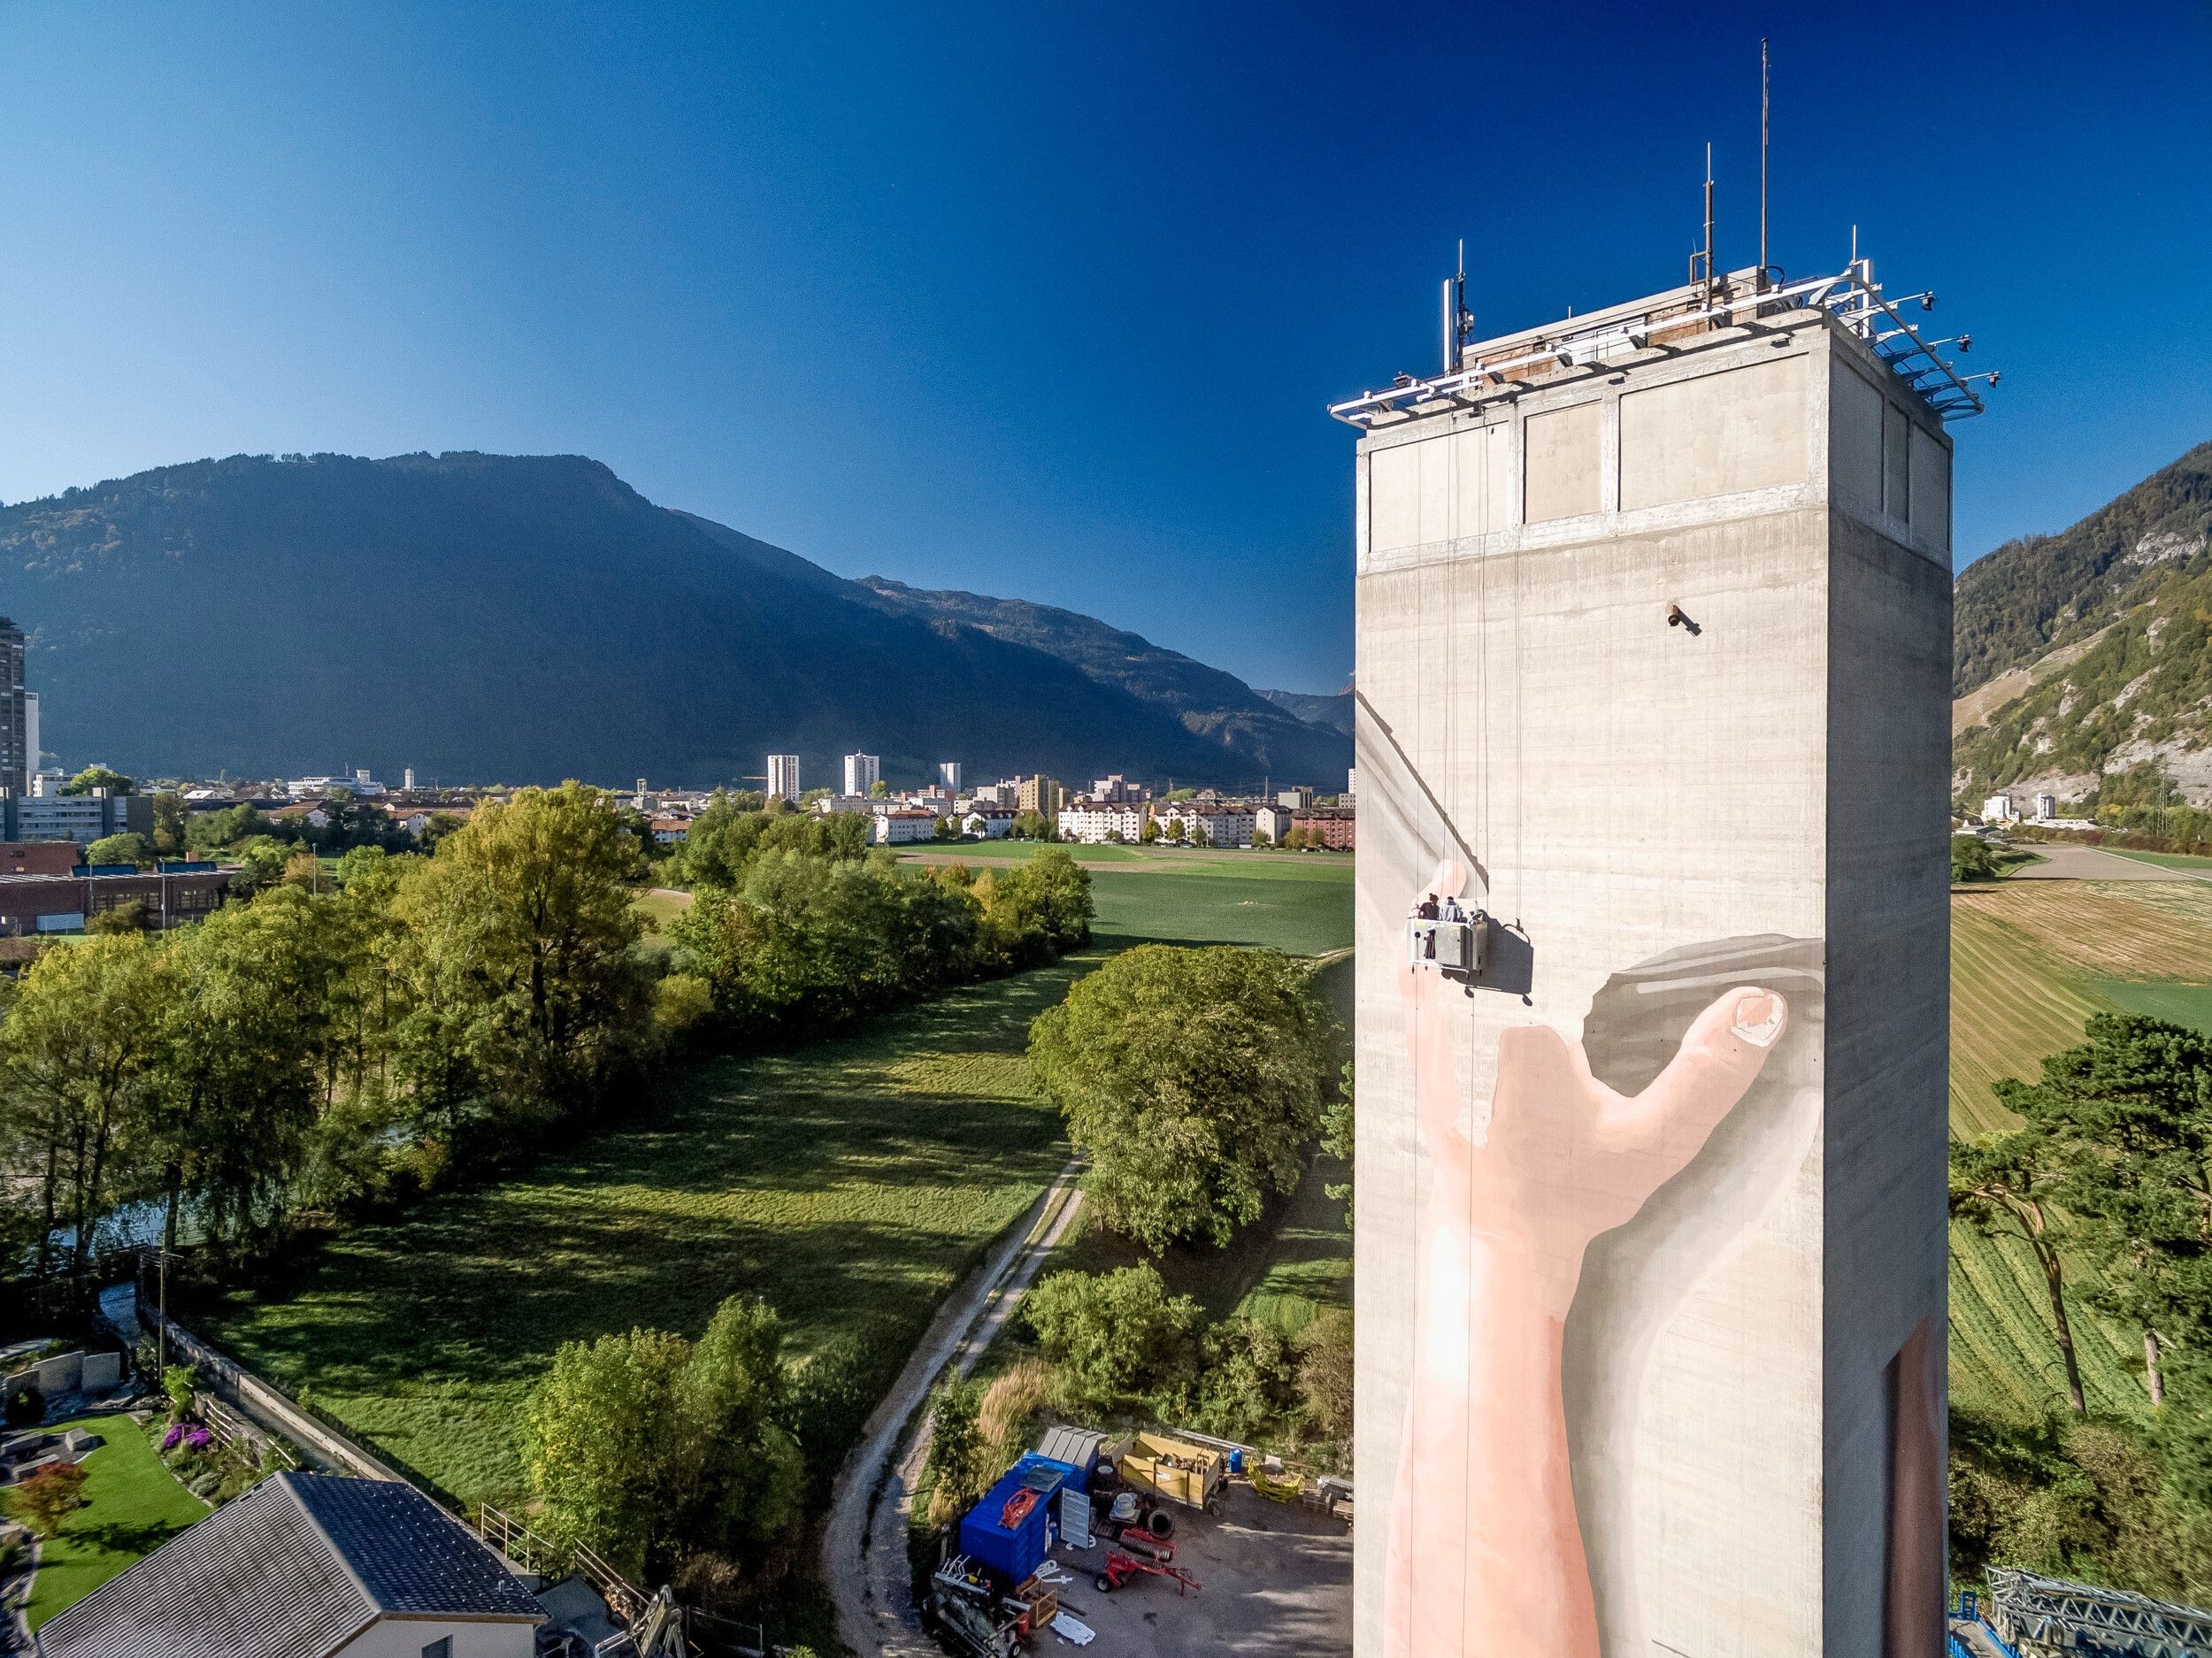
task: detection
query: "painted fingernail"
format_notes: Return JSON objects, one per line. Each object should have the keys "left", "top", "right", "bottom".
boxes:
{"left": 1731, "top": 993, "right": 1784, "bottom": 1048}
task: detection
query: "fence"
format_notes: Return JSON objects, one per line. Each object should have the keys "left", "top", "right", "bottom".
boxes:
{"left": 479, "top": 1504, "right": 649, "bottom": 1626}
{"left": 191, "top": 1391, "right": 298, "bottom": 1472}
{"left": 134, "top": 1282, "right": 403, "bottom": 1485}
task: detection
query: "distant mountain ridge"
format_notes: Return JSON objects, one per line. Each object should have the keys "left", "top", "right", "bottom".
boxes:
{"left": 1256, "top": 686, "right": 1353, "bottom": 738}
{"left": 0, "top": 451, "right": 1351, "bottom": 790}
{"left": 1953, "top": 441, "right": 2212, "bottom": 806}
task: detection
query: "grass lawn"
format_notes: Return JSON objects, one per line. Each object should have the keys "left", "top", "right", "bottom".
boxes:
{"left": 1091, "top": 864, "right": 1350, "bottom": 955}
{"left": 633, "top": 888, "right": 692, "bottom": 935}
{"left": 25, "top": 1416, "right": 208, "bottom": 1630}
{"left": 2106, "top": 848, "right": 2212, "bottom": 871}
{"left": 196, "top": 957, "right": 1089, "bottom": 1511}
{"left": 2090, "top": 978, "right": 2212, "bottom": 1037}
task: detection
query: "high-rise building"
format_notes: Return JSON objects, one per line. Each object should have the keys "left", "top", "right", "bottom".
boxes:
{"left": 938, "top": 761, "right": 963, "bottom": 793}
{"left": 1015, "top": 774, "right": 1062, "bottom": 818}
{"left": 767, "top": 754, "right": 802, "bottom": 801}
{"left": 403, "top": 767, "right": 416, "bottom": 792}
{"left": 0, "top": 618, "right": 24, "bottom": 799}
{"left": 23, "top": 692, "right": 40, "bottom": 784}
{"left": 843, "top": 752, "right": 881, "bottom": 796}
{"left": 1341, "top": 257, "right": 1967, "bottom": 1655}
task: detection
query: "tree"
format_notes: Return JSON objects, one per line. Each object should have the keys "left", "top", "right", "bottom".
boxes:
{"left": 1999, "top": 1015, "right": 2212, "bottom": 1409}
{"left": 87, "top": 898, "right": 153, "bottom": 934}
{"left": 867, "top": 779, "right": 890, "bottom": 800}
{"left": 150, "top": 791, "right": 188, "bottom": 856}
{"left": 1321, "top": 1058, "right": 1354, "bottom": 1224}
{"left": 9, "top": 1462, "right": 88, "bottom": 1537}
{"left": 1029, "top": 945, "right": 1337, "bottom": 1250}
{"left": 1951, "top": 1122, "right": 2089, "bottom": 1414}
{"left": 1297, "top": 1309, "right": 1354, "bottom": 1440}
{"left": 61, "top": 766, "right": 132, "bottom": 796}
{"left": 1194, "top": 1317, "right": 1295, "bottom": 1439}
{"left": 921, "top": 1377, "right": 990, "bottom": 1528}
{"left": 1952, "top": 835, "right": 2000, "bottom": 882}
{"left": 520, "top": 1326, "right": 692, "bottom": 1577}
{"left": 1024, "top": 1265, "right": 1199, "bottom": 1409}
{"left": 387, "top": 782, "right": 652, "bottom": 1125}
{"left": 0, "top": 932, "right": 173, "bottom": 1277}
{"left": 84, "top": 833, "right": 152, "bottom": 869}
{"left": 675, "top": 1296, "right": 805, "bottom": 1553}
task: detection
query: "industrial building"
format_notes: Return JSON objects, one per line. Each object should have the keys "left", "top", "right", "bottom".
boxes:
{"left": 1340, "top": 255, "right": 1969, "bottom": 1656}
{"left": 1, "top": 788, "right": 152, "bottom": 848}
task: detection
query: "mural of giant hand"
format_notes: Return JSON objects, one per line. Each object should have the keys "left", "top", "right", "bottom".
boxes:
{"left": 1384, "top": 863, "right": 1788, "bottom": 1658}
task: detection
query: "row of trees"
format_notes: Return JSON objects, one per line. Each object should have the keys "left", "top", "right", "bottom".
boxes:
{"left": 0, "top": 784, "right": 669, "bottom": 1274}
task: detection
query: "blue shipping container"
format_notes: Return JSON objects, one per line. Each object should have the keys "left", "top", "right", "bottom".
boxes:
{"left": 957, "top": 1455, "right": 1077, "bottom": 1585}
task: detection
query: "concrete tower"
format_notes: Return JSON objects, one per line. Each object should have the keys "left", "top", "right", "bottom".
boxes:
{"left": 768, "top": 754, "right": 801, "bottom": 801}
{"left": 1340, "top": 263, "right": 1969, "bottom": 1658}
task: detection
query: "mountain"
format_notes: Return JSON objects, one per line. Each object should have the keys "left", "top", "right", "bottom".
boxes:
{"left": 1953, "top": 441, "right": 2212, "bottom": 806}
{"left": 853, "top": 578, "right": 1351, "bottom": 787}
{"left": 1256, "top": 686, "right": 1353, "bottom": 738}
{"left": 0, "top": 451, "right": 1351, "bottom": 791}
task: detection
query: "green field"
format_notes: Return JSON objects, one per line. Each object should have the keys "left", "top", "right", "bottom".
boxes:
{"left": 196, "top": 958, "right": 1084, "bottom": 1509}
{"left": 194, "top": 856, "right": 1349, "bottom": 1512}
{"left": 2107, "top": 848, "right": 2212, "bottom": 872}
{"left": 26, "top": 1416, "right": 209, "bottom": 1630}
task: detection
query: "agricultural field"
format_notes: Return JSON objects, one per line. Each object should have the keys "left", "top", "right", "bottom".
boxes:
{"left": 1947, "top": 879, "right": 2212, "bottom": 1421}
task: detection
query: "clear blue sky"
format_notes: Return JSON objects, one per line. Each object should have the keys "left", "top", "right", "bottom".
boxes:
{"left": 2, "top": 3, "right": 2205, "bottom": 694}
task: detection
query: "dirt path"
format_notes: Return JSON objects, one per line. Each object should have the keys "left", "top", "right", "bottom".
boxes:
{"left": 823, "top": 1160, "right": 1086, "bottom": 1658}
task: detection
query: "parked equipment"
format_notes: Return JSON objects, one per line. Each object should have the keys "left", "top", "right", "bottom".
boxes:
{"left": 925, "top": 1558, "right": 1025, "bottom": 1658}
{"left": 1093, "top": 1548, "right": 1202, "bottom": 1598}
{"left": 1115, "top": 1432, "right": 1226, "bottom": 1514}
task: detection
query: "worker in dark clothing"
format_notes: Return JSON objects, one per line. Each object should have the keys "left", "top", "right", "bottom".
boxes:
{"left": 1415, "top": 894, "right": 1440, "bottom": 960}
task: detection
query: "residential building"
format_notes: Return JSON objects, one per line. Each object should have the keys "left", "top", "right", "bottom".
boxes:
{"left": 1982, "top": 793, "right": 2016, "bottom": 824}
{"left": 969, "top": 781, "right": 1018, "bottom": 808}
{"left": 812, "top": 794, "right": 877, "bottom": 816}
{"left": 1255, "top": 803, "right": 1294, "bottom": 844}
{"left": 843, "top": 752, "right": 881, "bottom": 796}
{"left": 1161, "top": 805, "right": 1255, "bottom": 848}
{"left": 872, "top": 809, "right": 936, "bottom": 845}
{"left": 1277, "top": 786, "right": 1316, "bottom": 810}
{"left": 938, "top": 761, "right": 964, "bottom": 792}
{"left": 36, "top": 1471, "right": 545, "bottom": 1658}
{"left": 1346, "top": 765, "right": 1357, "bottom": 801}
{"left": 1292, "top": 804, "right": 1356, "bottom": 849}
{"left": 960, "top": 809, "right": 1016, "bottom": 840}
{"left": 648, "top": 816, "right": 690, "bottom": 845}
{"left": 2033, "top": 794, "right": 2057, "bottom": 822}
{"left": 1089, "top": 774, "right": 1150, "bottom": 805}
{"left": 4, "top": 790, "right": 152, "bottom": 848}
{"left": 1057, "top": 800, "right": 1148, "bottom": 844}
{"left": 403, "top": 767, "right": 416, "bottom": 791}
{"left": 0, "top": 618, "right": 24, "bottom": 799}
{"left": 768, "top": 754, "right": 802, "bottom": 800}
{"left": 1016, "top": 774, "right": 1063, "bottom": 818}
{"left": 22, "top": 690, "right": 40, "bottom": 784}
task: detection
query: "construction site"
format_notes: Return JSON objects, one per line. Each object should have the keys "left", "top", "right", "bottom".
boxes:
{"left": 921, "top": 1424, "right": 1351, "bottom": 1657}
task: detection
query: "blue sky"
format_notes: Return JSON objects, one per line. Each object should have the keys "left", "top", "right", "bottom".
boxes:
{"left": 1, "top": 4, "right": 2206, "bottom": 694}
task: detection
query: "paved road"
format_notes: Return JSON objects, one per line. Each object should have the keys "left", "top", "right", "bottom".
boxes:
{"left": 823, "top": 1162, "right": 1086, "bottom": 1658}
{"left": 2008, "top": 844, "right": 2185, "bottom": 881}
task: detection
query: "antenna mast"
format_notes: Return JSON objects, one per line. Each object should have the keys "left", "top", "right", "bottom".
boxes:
{"left": 1440, "top": 239, "right": 1471, "bottom": 372}
{"left": 1690, "top": 142, "right": 1716, "bottom": 303}
{"left": 1760, "top": 38, "right": 1770, "bottom": 287}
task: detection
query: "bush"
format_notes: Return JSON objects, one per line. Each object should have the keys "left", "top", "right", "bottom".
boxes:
{"left": 1951, "top": 835, "right": 1999, "bottom": 882}
{"left": 1193, "top": 1319, "right": 1296, "bottom": 1442}
{"left": 10, "top": 1462, "right": 88, "bottom": 1537}
{"left": 1024, "top": 1265, "right": 1200, "bottom": 1410}
{"left": 4, "top": 1385, "right": 42, "bottom": 1428}
{"left": 161, "top": 1364, "right": 198, "bottom": 1424}
{"left": 1296, "top": 1310, "right": 1354, "bottom": 1441}
{"left": 922, "top": 1378, "right": 990, "bottom": 1531}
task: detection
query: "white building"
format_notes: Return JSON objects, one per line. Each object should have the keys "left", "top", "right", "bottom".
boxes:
{"left": 1982, "top": 793, "right": 2017, "bottom": 824}
{"left": 1058, "top": 800, "right": 1148, "bottom": 843}
{"left": 288, "top": 773, "right": 386, "bottom": 799}
{"left": 938, "top": 761, "right": 964, "bottom": 792}
{"left": 872, "top": 809, "right": 936, "bottom": 845}
{"left": 403, "top": 767, "right": 416, "bottom": 791}
{"left": 1256, "top": 803, "right": 1294, "bottom": 844}
{"left": 1277, "top": 786, "right": 1316, "bottom": 810}
{"left": 960, "top": 809, "right": 1016, "bottom": 840}
{"left": 2033, "top": 794, "right": 2057, "bottom": 822}
{"left": 1160, "top": 806, "right": 1255, "bottom": 848}
{"left": 812, "top": 794, "right": 877, "bottom": 816}
{"left": 843, "top": 752, "right": 881, "bottom": 796}
{"left": 768, "top": 754, "right": 802, "bottom": 800}
{"left": 1346, "top": 765, "right": 1357, "bottom": 802}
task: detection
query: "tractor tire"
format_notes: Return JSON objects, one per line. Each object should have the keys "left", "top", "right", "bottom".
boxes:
{"left": 1094, "top": 1572, "right": 1115, "bottom": 1594}
{"left": 1146, "top": 1508, "right": 1175, "bottom": 1539}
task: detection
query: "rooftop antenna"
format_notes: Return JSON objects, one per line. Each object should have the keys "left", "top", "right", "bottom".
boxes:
{"left": 1690, "top": 142, "right": 1716, "bottom": 304}
{"left": 1759, "top": 38, "right": 1770, "bottom": 288}
{"left": 1440, "top": 239, "right": 1471, "bottom": 372}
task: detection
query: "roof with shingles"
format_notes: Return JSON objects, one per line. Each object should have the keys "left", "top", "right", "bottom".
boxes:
{"left": 37, "top": 1472, "right": 542, "bottom": 1658}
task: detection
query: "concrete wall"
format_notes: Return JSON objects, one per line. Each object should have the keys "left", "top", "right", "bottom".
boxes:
{"left": 1351, "top": 310, "right": 1949, "bottom": 1656}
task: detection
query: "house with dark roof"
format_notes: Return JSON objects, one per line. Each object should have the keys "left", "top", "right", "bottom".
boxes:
{"left": 37, "top": 1471, "right": 545, "bottom": 1658}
